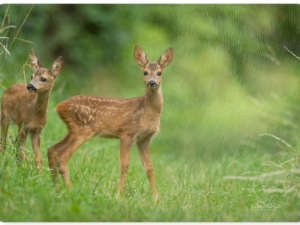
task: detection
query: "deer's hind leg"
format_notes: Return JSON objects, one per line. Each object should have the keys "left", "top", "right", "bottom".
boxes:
{"left": 48, "top": 133, "right": 70, "bottom": 185}
{"left": 49, "top": 132, "right": 92, "bottom": 187}
{"left": 0, "top": 112, "right": 9, "bottom": 153}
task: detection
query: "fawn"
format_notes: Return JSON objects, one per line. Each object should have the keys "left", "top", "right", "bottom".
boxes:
{"left": 48, "top": 45, "right": 173, "bottom": 197}
{"left": 1, "top": 50, "right": 63, "bottom": 169}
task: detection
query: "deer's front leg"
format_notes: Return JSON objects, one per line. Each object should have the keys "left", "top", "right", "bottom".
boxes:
{"left": 136, "top": 137, "right": 158, "bottom": 197}
{"left": 30, "top": 128, "right": 42, "bottom": 169}
{"left": 16, "top": 128, "right": 29, "bottom": 166}
{"left": 117, "top": 137, "right": 133, "bottom": 195}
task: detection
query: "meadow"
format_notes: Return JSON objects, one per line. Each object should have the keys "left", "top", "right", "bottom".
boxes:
{"left": 0, "top": 4, "right": 300, "bottom": 222}
{"left": 0, "top": 123, "right": 299, "bottom": 221}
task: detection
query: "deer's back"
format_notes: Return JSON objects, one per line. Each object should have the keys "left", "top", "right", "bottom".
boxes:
{"left": 55, "top": 95, "right": 161, "bottom": 140}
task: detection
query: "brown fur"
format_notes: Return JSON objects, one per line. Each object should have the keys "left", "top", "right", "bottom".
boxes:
{"left": 0, "top": 50, "right": 63, "bottom": 169}
{"left": 148, "top": 62, "right": 158, "bottom": 70}
{"left": 48, "top": 45, "right": 173, "bottom": 197}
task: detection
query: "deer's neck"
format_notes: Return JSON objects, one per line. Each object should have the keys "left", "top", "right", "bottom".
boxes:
{"left": 144, "top": 86, "right": 163, "bottom": 114}
{"left": 33, "top": 91, "right": 51, "bottom": 116}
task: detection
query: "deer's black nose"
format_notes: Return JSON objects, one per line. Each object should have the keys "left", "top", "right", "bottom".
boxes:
{"left": 148, "top": 81, "right": 157, "bottom": 87}
{"left": 27, "top": 84, "right": 37, "bottom": 92}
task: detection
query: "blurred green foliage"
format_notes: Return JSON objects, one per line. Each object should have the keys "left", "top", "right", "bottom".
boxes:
{"left": 1, "top": 4, "right": 300, "bottom": 162}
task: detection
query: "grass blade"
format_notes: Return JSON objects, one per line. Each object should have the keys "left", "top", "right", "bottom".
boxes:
{"left": 259, "top": 133, "right": 298, "bottom": 153}
{"left": 15, "top": 37, "right": 35, "bottom": 45}
{"left": 11, "top": 4, "right": 34, "bottom": 46}
{"left": 0, "top": 4, "right": 10, "bottom": 33}
{"left": 0, "top": 42, "right": 10, "bottom": 55}
{"left": 0, "top": 25, "right": 16, "bottom": 34}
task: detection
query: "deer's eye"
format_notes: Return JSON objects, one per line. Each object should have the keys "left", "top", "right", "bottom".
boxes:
{"left": 40, "top": 77, "right": 47, "bottom": 82}
{"left": 144, "top": 71, "right": 148, "bottom": 76}
{"left": 157, "top": 72, "right": 161, "bottom": 76}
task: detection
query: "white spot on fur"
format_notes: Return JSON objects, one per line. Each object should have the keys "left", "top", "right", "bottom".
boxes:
{"left": 80, "top": 105, "right": 91, "bottom": 114}
{"left": 80, "top": 107, "right": 85, "bottom": 114}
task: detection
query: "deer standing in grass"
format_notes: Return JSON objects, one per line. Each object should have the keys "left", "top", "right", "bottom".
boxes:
{"left": 1, "top": 50, "right": 63, "bottom": 169}
{"left": 48, "top": 45, "right": 173, "bottom": 197}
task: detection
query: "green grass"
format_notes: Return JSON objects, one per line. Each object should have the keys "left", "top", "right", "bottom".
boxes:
{"left": 0, "top": 108, "right": 299, "bottom": 221}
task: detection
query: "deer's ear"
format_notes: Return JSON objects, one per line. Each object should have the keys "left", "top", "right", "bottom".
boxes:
{"left": 29, "top": 50, "right": 44, "bottom": 72}
{"left": 134, "top": 45, "right": 148, "bottom": 67}
{"left": 158, "top": 47, "right": 173, "bottom": 68}
{"left": 50, "top": 56, "right": 63, "bottom": 77}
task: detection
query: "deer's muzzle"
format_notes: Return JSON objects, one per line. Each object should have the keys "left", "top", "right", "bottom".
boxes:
{"left": 27, "top": 83, "right": 38, "bottom": 92}
{"left": 148, "top": 81, "right": 157, "bottom": 87}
